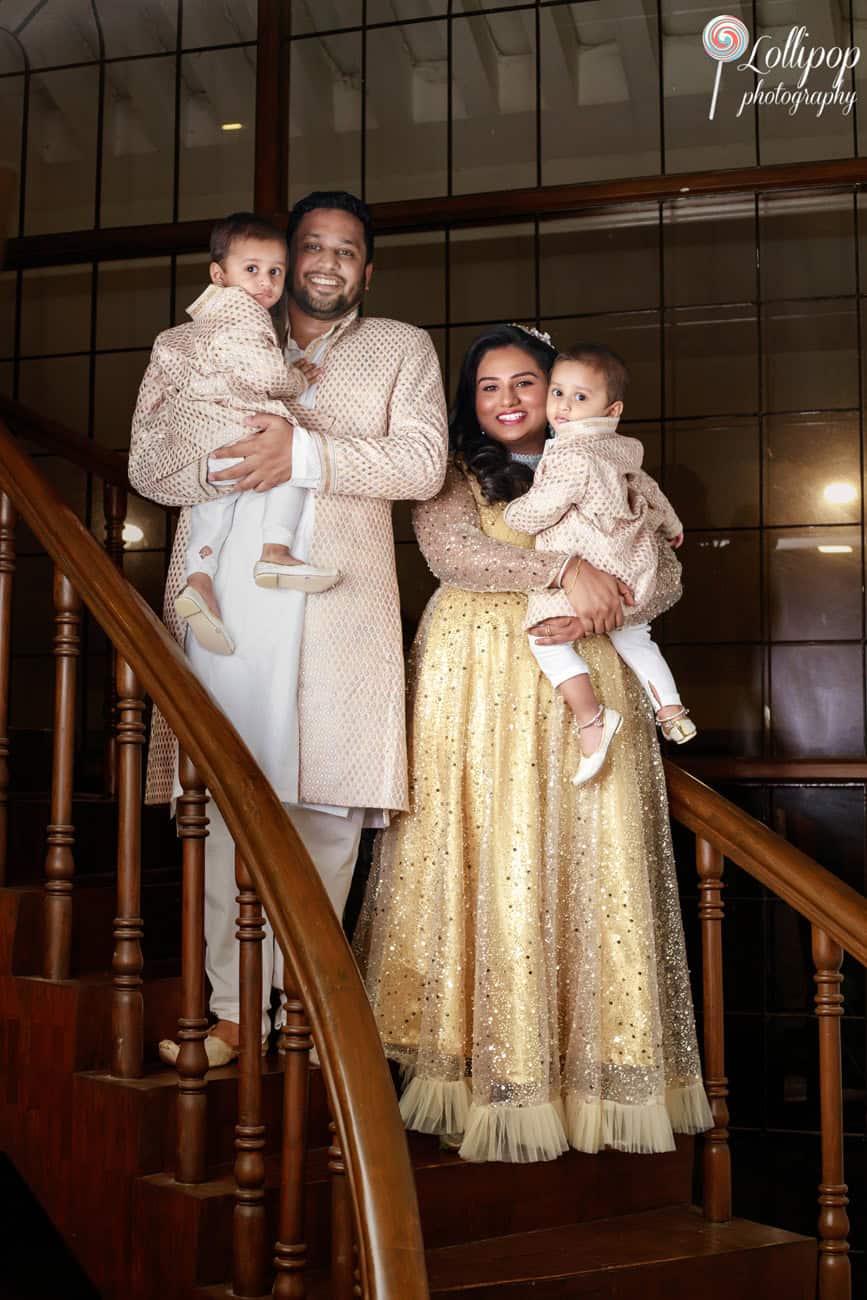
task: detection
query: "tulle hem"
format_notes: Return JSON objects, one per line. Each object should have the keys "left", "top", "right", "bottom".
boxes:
{"left": 396, "top": 1070, "right": 712, "bottom": 1162}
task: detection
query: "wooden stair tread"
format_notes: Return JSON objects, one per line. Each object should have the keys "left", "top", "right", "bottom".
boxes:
{"left": 424, "top": 1206, "right": 815, "bottom": 1293}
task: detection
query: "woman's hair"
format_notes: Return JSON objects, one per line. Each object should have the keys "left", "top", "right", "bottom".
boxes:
{"left": 449, "top": 324, "right": 557, "bottom": 504}
{"left": 556, "top": 342, "right": 629, "bottom": 404}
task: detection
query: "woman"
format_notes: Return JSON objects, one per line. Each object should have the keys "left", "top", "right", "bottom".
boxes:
{"left": 353, "top": 325, "right": 711, "bottom": 1163}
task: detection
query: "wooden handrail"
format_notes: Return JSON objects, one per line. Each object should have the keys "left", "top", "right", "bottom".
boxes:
{"left": 0, "top": 396, "right": 132, "bottom": 490}
{"left": 665, "top": 761, "right": 867, "bottom": 968}
{"left": 0, "top": 416, "right": 428, "bottom": 1298}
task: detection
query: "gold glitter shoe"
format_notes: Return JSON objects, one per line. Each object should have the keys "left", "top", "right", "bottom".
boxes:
{"left": 572, "top": 706, "right": 622, "bottom": 787}
{"left": 657, "top": 706, "right": 697, "bottom": 745}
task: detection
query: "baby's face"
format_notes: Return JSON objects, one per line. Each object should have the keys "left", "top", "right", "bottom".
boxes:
{"left": 547, "top": 360, "right": 619, "bottom": 425}
{"left": 211, "top": 236, "right": 287, "bottom": 311}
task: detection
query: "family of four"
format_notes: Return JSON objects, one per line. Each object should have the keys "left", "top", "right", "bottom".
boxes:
{"left": 129, "top": 191, "right": 712, "bottom": 1163}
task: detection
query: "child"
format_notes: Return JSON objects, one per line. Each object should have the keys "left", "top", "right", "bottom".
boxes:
{"left": 145, "top": 211, "right": 339, "bottom": 657}
{"left": 503, "top": 343, "right": 696, "bottom": 786}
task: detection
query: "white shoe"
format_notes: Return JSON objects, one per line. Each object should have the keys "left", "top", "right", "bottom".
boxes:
{"left": 572, "top": 708, "right": 623, "bottom": 787}
{"left": 657, "top": 707, "right": 697, "bottom": 745}
{"left": 174, "top": 585, "right": 234, "bottom": 656}
{"left": 158, "top": 1029, "right": 269, "bottom": 1070}
{"left": 253, "top": 561, "right": 340, "bottom": 593}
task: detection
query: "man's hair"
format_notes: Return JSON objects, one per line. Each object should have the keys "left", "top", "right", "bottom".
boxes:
{"left": 209, "top": 212, "right": 288, "bottom": 264}
{"left": 286, "top": 190, "right": 374, "bottom": 265}
{"left": 556, "top": 342, "right": 630, "bottom": 405}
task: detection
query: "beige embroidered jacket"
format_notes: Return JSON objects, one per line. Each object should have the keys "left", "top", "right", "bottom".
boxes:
{"left": 503, "top": 416, "right": 683, "bottom": 627}
{"left": 129, "top": 310, "right": 448, "bottom": 809}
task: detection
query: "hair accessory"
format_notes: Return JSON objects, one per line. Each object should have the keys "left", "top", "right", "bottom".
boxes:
{"left": 509, "top": 323, "right": 553, "bottom": 347}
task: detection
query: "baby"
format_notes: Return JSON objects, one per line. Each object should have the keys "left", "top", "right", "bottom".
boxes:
{"left": 140, "top": 211, "right": 339, "bottom": 657}
{"left": 503, "top": 343, "right": 695, "bottom": 786}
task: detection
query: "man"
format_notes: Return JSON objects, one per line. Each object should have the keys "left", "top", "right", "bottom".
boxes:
{"left": 129, "top": 191, "right": 448, "bottom": 1063}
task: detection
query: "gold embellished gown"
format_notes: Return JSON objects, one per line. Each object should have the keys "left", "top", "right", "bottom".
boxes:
{"left": 353, "top": 462, "right": 712, "bottom": 1162}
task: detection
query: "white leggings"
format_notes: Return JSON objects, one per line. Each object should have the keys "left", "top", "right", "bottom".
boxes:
{"left": 186, "top": 479, "right": 307, "bottom": 578}
{"left": 530, "top": 622, "right": 681, "bottom": 712}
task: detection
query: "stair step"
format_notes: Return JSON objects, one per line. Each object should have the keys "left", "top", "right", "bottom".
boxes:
{"left": 423, "top": 1207, "right": 816, "bottom": 1298}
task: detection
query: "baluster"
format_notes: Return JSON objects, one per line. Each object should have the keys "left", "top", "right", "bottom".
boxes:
{"left": 102, "top": 482, "right": 126, "bottom": 798}
{"left": 111, "top": 656, "right": 145, "bottom": 1078}
{"left": 174, "top": 751, "right": 209, "bottom": 1184}
{"left": 0, "top": 492, "right": 15, "bottom": 883}
{"left": 328, "top": 1121, "right": 355, "bottom": 1300}
{"left": 234, "top": 851, "right": 268, "bottom": 1298}
{"left": 273, "top": 993, "right": 312, "bottom": 1298}
{"left": 812, "top": 926, "right": 851, "bottom": 1300}
{"left": 696, "top": 836, "right": 731, "bottom": 1222}
{"left": 43, "top": 569, "right": 81, "bottom": 981}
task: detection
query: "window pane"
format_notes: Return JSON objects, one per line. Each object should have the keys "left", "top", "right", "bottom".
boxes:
{"left": 0, "top": 272, "right": 15, "bottom": 359}
{"left": 93, "top": 352, "right": 151, "bottom": 450}
{"left": 16, "top": 0, "right": 99, "bottom": 67}
{"left": 99, "top": 1, "right": 177, "bottom": 57}
{"left": 96, "top": 259, "right": 172, "bottom": 351}
{"left": 18, "top": 356, "right": 90, "bottom": 433}
{"left": 663, "top": 193, "right": 756, "bottom": 307}
{"left": 288, "top": 34, "right": 362, "bottom": 204}
{"left": 759, "top": 191, "right": 856, "bottom": 300}
{"left": 762, "top": 300, "right": 858, "bottom": 412}
{"left": 539, "top": 206, "right": 660, "bottom": 317}
{"left": 365, "top": 22, "right": 447, "bottom": 202}
{"left": 0, "top": 362, "right": 13, "bottom": 397}
{"left": 0, "top": 73, "right": 24, "bottom": 238}
{"left": 663, "top": 644, "right": 764, "bottom": 756}
{"left": 665, "top": 531, "right": 761, "bottom": 643}
{"left": 764, "top": 411, "right": 861, "bottom": 528}
{"left": 368, "top": 0, "right": 447, "bottom": 20}
{"left": 542, "top": 1, "right": 661, "bottom": 185}
{"left": 20, "top": 266, "right": 92, "bottom": 356}
{"left": 452, "top": 12, "right": 536, "bottom": 195}
{"left": 544, "top": 311, "right": 661, "bottom": 418}
{"left": 366, "top": 232, "right": 446, "bottom": 326}
{"left": 665, "top": 415, "right": 760, "bottom": 529}
{"left": 183, "top": 0, "right": 256, "bottom": 46}
{"left": 173, "top": 253, "right": 211, "bottom": 324}
{"left": 25, "top": 67, "right": 99, "bottom": 234}
{"left": 178, "top": 48, "right": 255, "bottom": 220}
{"left": 771, "top": 644, "right": 864, "bottom": 758}
{"left": 661, "top": 0, "right": 755, "bottom": 174}
{"left": 755, "top": 0, "right": 855, "bottom": 165}
{"left": 450, "top": 224, "right": 535, "bottom": 325}
{"left": 101, "top": 56, "right": 175, "bottom": 227}
{"left": 665, "top": 305, "right": 758, "bottom": 417}
{"left": 767, "top": 527, "right": 862, "bottom": 642}
{"left": 0, "top": 27, "right": 25, "bottom": 74}
{"left": 290, "top": 0, "right": 362, "bottom": 36}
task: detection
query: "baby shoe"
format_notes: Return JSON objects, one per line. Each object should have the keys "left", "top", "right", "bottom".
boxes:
{"left": 572, "top": 708, "right": 623, "bottom": 787}
{"left": 657, "top": 707, "right": 697, "bottom": 745}
{"left": 253, "top": 561, "right": 340, "bottom": 593}
{"left": 174, "top": 586, "right": 234, "bottom": 655}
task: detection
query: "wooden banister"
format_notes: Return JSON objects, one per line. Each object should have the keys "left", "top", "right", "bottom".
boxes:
{"left": 0, "top": 396, "right": 130, "bottom": 489}
{"left": 664, "top": 762, "right": 867, "bottom": 967}
{"left": 0, "top": 416, "right": 428, "bottom": 1299}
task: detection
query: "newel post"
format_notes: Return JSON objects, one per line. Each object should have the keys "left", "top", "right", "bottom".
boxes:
{"left": 812, "top": 925, "right": 851, "bottom": 1300}
{"left": 696, "top": 835, "right": 731, "bottom": 1222}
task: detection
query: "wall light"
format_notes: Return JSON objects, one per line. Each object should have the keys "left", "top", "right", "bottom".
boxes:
{"left": 123, "top": 523, "right": 144, "bottom": 544}
{"left": 221, "top": 122, "right": 244, "bottom": 131}
{"left": 823, "top": 481, "right": 857, "bottom": 505}
{"left": 817, "top": 545, "right": 853, "bottom": 554}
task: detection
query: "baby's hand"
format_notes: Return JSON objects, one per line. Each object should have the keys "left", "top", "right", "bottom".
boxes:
{"left": 668, "top": 532, "right": 684, "bottom": 549}
{"left": 297, "top": 358, "right": 322, "bottom": 385}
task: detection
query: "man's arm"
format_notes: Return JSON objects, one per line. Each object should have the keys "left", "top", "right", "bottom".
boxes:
{"left": 211, "top": 330, "right": 448, "bottom": 502}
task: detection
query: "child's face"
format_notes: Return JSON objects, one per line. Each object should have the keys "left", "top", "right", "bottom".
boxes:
{"left": 547, "top": 359, "right": 622, "bottom": 426}
{"left": 210, "top": 236, "right": 287, "bottom": 311}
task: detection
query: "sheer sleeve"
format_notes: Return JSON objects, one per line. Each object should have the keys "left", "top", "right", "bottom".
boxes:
{"left": 412, "top": 462, "right": 568, "bottom": 594}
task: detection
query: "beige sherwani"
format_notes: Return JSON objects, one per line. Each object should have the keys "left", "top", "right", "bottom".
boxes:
{"left": 129, "top": 308, "right": 448, "bottom": 812}
{"left": 503, "top": 416, "right": 683, "bottom": 627}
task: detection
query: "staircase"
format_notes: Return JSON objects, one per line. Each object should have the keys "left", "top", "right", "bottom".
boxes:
{"left": 1, "top": 792, "right": 815, "bottom": 1300}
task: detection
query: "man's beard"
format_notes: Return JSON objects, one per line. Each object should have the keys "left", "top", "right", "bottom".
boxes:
{"left": 290, "top": 276, "right": 363, "bottom": 321}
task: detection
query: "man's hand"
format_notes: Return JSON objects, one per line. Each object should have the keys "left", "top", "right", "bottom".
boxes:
{"left": 209, "top": 413, "right": 294, "bottom": 492}
{"left": 559, "top": 558, "right": 634, "bottom": 636}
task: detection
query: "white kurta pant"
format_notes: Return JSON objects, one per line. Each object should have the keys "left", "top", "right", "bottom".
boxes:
{"left": 185, "top": 479, "right": 308, "bottom": 577}
{"left": 530, "top": 621, "right": 682, "bottom": 709}
{"left": 204, "top": 801, "right": 365, "bottom": 1035}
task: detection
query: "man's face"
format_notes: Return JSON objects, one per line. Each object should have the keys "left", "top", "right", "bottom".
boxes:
{"left": 289, "top": 208, "right": 372, "bottom": 321}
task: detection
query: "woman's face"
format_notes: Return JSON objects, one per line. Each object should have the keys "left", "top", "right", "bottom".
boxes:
{"left": 473, "top": 345, "right": 549, "bottom": 455}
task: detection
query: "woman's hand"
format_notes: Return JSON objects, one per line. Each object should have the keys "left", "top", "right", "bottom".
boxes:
{"left": 529, "top": 615, "right": 588, "bottom": 645}
{"left": 209, "top": 413, "right": 295, "bottom": 491}
{"left": 560, "top": 558, "right": 634, "bottom": 636}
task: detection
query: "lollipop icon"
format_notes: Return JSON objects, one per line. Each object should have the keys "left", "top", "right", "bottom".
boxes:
{"left": 702, "top": 15, "right": 750, "bottom": 120}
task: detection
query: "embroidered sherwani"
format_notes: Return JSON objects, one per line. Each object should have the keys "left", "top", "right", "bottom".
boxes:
{"left": 129, "top": 308, "right": 448, "bottom": 814}
{"left": 503, "top": 417, "right": 683, "bottom": 628}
